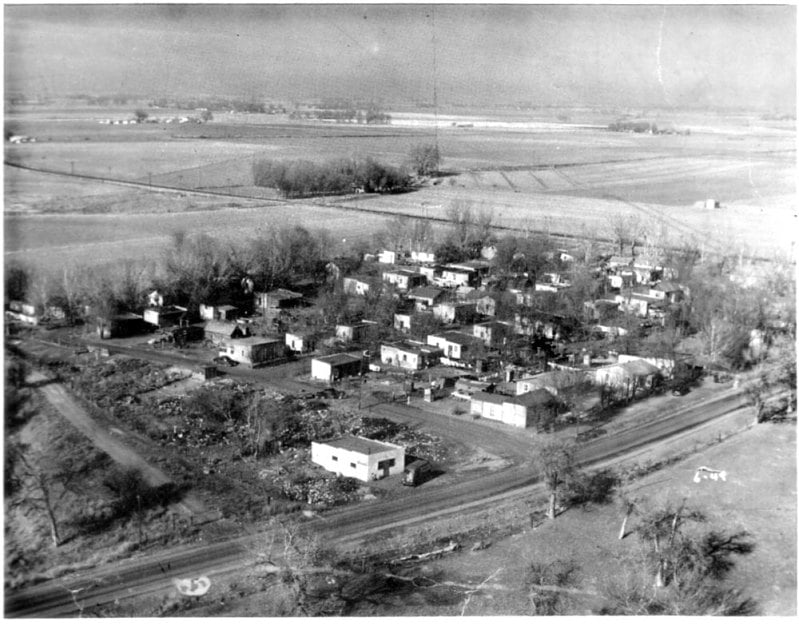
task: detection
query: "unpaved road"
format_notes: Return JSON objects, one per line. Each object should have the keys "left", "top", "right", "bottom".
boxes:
{"left": 5, "top": 387, "right": 750, "bottom": 617}
{"left": 25, "top": 369, "right": 208, "bottom": 519}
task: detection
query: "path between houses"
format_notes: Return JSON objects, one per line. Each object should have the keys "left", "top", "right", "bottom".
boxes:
{"left": 26, "top": 370, "right": 212, "bottom": 521}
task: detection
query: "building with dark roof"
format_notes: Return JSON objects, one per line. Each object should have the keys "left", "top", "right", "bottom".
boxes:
{"left": 311, "top": 353, "right": 364, "bottom": 382}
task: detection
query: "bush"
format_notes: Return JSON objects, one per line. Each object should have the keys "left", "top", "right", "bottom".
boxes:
{"left": 564, "top": 469, "right": 618, "bottom": 508}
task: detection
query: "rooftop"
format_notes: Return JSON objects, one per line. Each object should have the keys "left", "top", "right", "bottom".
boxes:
{"left": 514, "top": 388, "right": 557, "bottom": 407}
{"left": 262, "top": 288, "right": 303, "bottom": 299}
{"left": 430, "top": 330, "right": 482, "bottom": 345}
{"left": 319, "top": 435, "right": 402, "bottom": 456}
{"left": 314, "top": 353, "right": 363, "bottom": 366}
{"left": 226, "top": 335, "right": 281, "bottom": 346}
{"left": 408, "top": 286, "right": 444, "bottom": 299}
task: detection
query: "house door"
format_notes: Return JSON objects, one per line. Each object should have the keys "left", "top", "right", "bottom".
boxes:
{"left": 377, "top": 459, "right": 394, "bottom": 478}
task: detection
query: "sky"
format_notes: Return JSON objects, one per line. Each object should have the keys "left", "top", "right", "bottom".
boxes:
{"left": 4, "top": 3, "right": 796, "bottom": 111}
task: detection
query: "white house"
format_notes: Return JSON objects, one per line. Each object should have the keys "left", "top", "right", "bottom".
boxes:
{"left": 432, "top": 301, "right": 477, "bottom": 324}
{"left": 427, "top": 330, "right": 483, "bottom": 362}
{"left": 219, "top": 336, "right": 283, "bottom": 367}
{"left": 382, "top": 268, "right": 426, "bottom": 291}
{"left": 311, "top": 436, "right": 405, "bottom": 482}
{"left": 472, "top": 320, "right": 513, "bottom": 348}
{"left": 311, "top": 353, "right": 363, "bottom": 382}
{"left": 436, "top": 266, "right": 476, "bottom": 288}
{"left": 394, "top": 312, "right": 413, "bottom": 333}
{"left": 378, "top": 250, "right": 397, "bottom": 264}
{"left": 199, "top": 303, "right": 239, "bottom": 321}
{"left": 380, "top": 341, "right": 442, "bottom": 370}
{"left": 285, "top": 331, "right": 315, "bottom": 354}
{"left": 408, "top": 286, "right": 444, "bottom": 310}
{"left": 411, "top": 250, "right": 436, "bottom": 264}
{"left": 470, "top": 389, "right": 557, "bottom": 429}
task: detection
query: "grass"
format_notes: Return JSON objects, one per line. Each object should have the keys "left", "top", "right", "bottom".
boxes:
{"left": 401, "top": 420, "right": 796, "bottom": 616}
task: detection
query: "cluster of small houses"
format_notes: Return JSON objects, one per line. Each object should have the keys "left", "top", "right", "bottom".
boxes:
{"left": 5, "top": 248, "right": 700, "bottom": 488}
{"left": 7, "top": 135, "right": 37, "bottom": 144}
{"left": 97, "top": 116, "right": 204, "bottom": 125}
{"left": 6, "top": 248, "right": 690, "bottom": 433}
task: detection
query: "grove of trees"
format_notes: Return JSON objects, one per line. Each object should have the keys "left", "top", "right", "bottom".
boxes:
{"left": 252, "top": 157, "right": 410, "bottom": 198}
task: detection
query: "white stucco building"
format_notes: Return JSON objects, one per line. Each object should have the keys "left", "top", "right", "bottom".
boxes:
{"left": 311, "top": 436, "right": 405, "bottom": 482}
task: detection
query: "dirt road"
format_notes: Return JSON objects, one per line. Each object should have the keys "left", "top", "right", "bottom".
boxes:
{"left": 26, "top": 369, "right": 208, "bottom": 519}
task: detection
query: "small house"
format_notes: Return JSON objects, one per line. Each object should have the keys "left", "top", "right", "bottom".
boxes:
{"left": 311, "top": 353, "right": 364, "bottom": 382}
{"left": 96, "top": 313, "right": 146, "bottom": 339}
{"left": 219, "top": 336, "right": 283, "bottom": 367}
{"left": 472, "top": 320, "right": 513, "bottom": 348}
{"left": 285, "top": 331, "right": 315, "bottom": 354}
{"left": 6, "top": 301, "right": 39, "bottom": 325}
{"left": 437, "top": 266, "right": 477, "bottom": 288}
{"left": 471, "top": 389, "right": 557, "bottom": 428}
{"left": 382, "top": 268, "right": 427, "bottom": 291}
{"left": 255, "top": 289, "right": 303, "bottom": 311}
{"left": 378, "top": 250, "right": 397, "bottom": 264}
{"left": 335, "top": 320, "right": 379, "bottom": 343}
{"left": 199, "top": 303, "right": 239, "bottom": 322}
{"left": 380, "top": 341, "right": 442, "bottom": 370}
{"left": 143, "top": 305, "right": 188, "bottom": 328}
{"left": 592, "top": 359, "right": 662, "bottom": 394}
{"left": 343, "top": 275, "right": 381, "bottom": 297}
{"left": 427, "top": 330, "right": 484, "bottom": 362}
{"left": 311, "top": 436, "right": 405, "bottom": 482}
{"left": 394, "top": 311, "right": 413, "bottom": 333}
{"left": 411, "top": 250, "right": 436, "bottom": 264}
{"left": 407, "top": 286, "right": 444, "bottom": 310}
{"left": 432, "top": 301, "right": 477, "bottom": 324}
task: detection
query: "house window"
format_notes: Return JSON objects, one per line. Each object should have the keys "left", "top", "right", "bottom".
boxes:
{"left": 387, "top": 459, "right": 395, "bottom": 467}
{"left": 332, "top": 455, "right": 338, "bottom": 461}
{"left": 350, "top": 462, "right": 356, "bottom": 469}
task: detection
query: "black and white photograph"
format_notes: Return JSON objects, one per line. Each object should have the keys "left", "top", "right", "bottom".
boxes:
{"left": 3, "top": 2, "right": 796, "bottom": 617}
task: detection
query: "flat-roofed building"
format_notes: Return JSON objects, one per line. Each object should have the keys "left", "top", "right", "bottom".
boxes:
{"left": 311, "top": 436, "right": 405, "bottom": 482}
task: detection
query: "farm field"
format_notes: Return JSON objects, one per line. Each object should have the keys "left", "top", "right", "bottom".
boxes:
{"left": 3, "top": 202, "right": 392, "bottom": 271}
{"left": 3, "top": 105, "right": 796, "bottom": 273}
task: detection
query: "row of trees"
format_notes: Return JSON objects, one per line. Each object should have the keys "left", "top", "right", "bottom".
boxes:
{"left": 5, "top": 225, "right": 333, "bottom": 321}
{"left": 253, "top": 157, "right": 411, "bottom": 198}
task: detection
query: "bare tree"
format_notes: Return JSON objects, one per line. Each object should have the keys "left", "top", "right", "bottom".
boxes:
{"left": 617, "top": 490, "right": 644, "bottom": 540}
{"left": 408, "top": 143, "right": 441, "bottom": 176}
{"left": 635, "top": 500, "right": 705, "bottom": 588}
{"left": 535, "top": 440, "right": 577, "bottom": 519}
{"left": 9, "top": 443, "right": 79, "bottom": 547}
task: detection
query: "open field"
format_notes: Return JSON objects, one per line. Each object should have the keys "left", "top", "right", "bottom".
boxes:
{"left": 4, "top": 105, "right": 796, "bottom": 272}
{"left": 437, "top": 421, "right": 796, "bottom": 616}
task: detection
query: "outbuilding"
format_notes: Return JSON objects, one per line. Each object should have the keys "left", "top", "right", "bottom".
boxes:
{"left": 311, "top": 353, "right": 364, "bottom": 382}
{"left": 311, "top": 436, "right": 405, "bottom": 482}
{"left": 219, "top": 336, "right": 283, "bottom": 367}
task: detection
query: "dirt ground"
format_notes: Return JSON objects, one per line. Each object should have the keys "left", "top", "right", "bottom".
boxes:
{"left": 411, "top": 420, "right": 796, "bottom": 616}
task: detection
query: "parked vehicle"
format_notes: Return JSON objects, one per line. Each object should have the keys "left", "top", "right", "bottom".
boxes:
{"left": 402, "top": 459, "right": 433, "bottom": 486}
{"left": 213, "top": 355, "right": 238, "bottom": 367}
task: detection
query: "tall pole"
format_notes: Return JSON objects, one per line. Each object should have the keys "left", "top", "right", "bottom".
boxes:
{"left": 431, "top": 5, "right": 439, "bottom": 153}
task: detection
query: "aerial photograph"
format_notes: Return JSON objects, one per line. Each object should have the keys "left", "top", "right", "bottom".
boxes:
{"left": 3, "top": 2, "right": 796, "bottom": 617}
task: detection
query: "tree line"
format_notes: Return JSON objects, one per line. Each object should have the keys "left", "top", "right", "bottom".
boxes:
{"left": 252, "top": 157, "right": 411, "bottom": 198}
